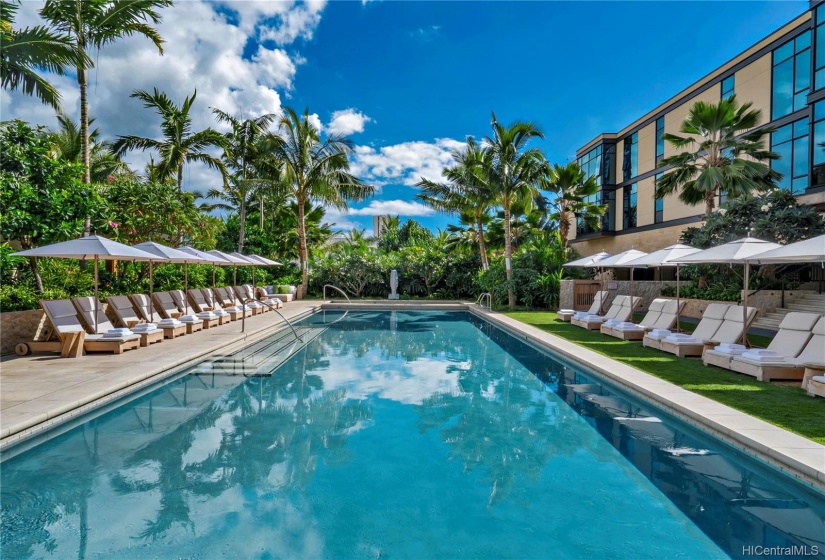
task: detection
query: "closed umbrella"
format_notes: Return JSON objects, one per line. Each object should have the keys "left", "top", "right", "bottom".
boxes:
{"left": 13, "top": 235, "right": 157, "bottom": 334}
{"left": 563, "top": 252, "right": 612, "bottom": 313}
{"left": 132, "top": 242, "right": 199, "bottom": 320}
{"left": 176, "top": 246, "right": 227, "bottom": 315}
{"left": 677, "top": 237, "right": 782, "bottom": 344}
{"left": 624, "top": 244, "right": 702, "bottom": 332}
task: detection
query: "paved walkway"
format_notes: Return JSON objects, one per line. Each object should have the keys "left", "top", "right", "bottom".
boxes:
{"left": 0, "top": 300, "right": 322, "bottom": 445}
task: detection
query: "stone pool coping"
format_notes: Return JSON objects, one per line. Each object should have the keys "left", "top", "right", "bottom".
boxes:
{"left": 2, "top": 300, "right": 823, "bottom": 490}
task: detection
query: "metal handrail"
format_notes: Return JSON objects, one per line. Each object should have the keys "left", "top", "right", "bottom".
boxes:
{"left": 323, "top": 284, "right": 351, "bottom": 303}
{"left": 475, "top": 292, "right": 492, "bottom": 309}
{"left": 240, "top": 297, "right": 302, "bottom": 342}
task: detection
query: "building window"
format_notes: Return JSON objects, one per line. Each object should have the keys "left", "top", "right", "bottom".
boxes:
{"left": 813, "top": 101, "right": 825, "bottom": 186}
{"left": 623, "top": 183, "right": 637, "bottom": 229}
{"left": 816, "top": 6, "right": 825, "bottom": 90}
{"left": 771, "top": 119, "right": 809, "bottom": 195}
{"left": 721, "top": 75, "right": 735, "bottom": 99}
{"left": 772, "top": 31, "right": 811, "bottom": 120}
{"left": 577, "top": 145, "right": 602, "bottom": 187}
{"left": 655, "top": 117, "right": 665, "bottom": 164}
{"left": 576, "top": 191, "right": 601, "bottom": 235}
{"left": 622, "top": 133, "right": 638, "bottom": 182}
{"left": 602, "top": 143, "right": 616, "bottom": 185}
{"left": 654, "top": 174, "right": 663, "bottom": 224}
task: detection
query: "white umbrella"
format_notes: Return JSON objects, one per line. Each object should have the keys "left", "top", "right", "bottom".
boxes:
{"left": 248, "top": 254, "right": 282, "bottom": 266}
{"left": 563, "top": 252, "right": 612, "bottom": 313}
{"left": 677, "top": 237, "right": 782, "bottom": 343}
{"left": 13, "top": 235, "right": 157, "bottom": 334}
{"left": 593, "top": 249, "right": 648, "bottom": 300}
{"left": 176, "top": 246, "right": 227, "bottom": 315}
{"left": 750, "top": 234, "right": 825, "bottom": 264}
{"left": 625, "top": 244, "right": 702, "bottom": 332}
{"left": 206, "top": 250, "right": 249, "bottom": 288}
{"left": 132, "top": 242, "right": 199, "bottom": 319}
{"left": 230, "top": 252, "right": 262, "bottom": 291}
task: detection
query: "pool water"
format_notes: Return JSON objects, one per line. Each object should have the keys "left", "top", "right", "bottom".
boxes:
{"left": 1, "top": 311, "right": 823, "bottom": 559}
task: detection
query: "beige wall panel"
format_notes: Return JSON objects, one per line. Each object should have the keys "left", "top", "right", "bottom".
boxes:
{"left": 637, "top": 122, "right": 656, "bottom": 176}
{"left": 734, "top": 54, "right": 772, "bottom": 125}
{"left": 663, "top": 84, "right": 722, "bottom": 159}
{"left": 570, "top": 222, "right": 704, "bottom": 256}
{"left": 663, "top": 191, "right": 703, "bottom": 221}
{"left": 615, "top": 144, "right": 624, "bottom": 183}
{"left": 615, "top": 189, "right": 625, "bottom": 232}
{"left": 636, "top": 177, "right": 656, "bottom": 228}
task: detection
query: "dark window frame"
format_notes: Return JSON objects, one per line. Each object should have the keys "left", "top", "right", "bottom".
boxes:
{"left": 772, "top": 30, "right": 812, "bottom": 120}
{"left": 721, "top": 75, "right": 735, "bottom": 99}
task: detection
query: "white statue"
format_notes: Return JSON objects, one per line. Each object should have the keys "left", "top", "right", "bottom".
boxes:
{"left": 389, "top": 269, "right": 399, "bottom": 299}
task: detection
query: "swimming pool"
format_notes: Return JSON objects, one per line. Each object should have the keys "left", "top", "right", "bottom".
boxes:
{"left": 1, "top": 310, "right": 823, "bottom": 559}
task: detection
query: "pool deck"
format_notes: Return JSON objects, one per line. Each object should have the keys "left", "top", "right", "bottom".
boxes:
{"left": 1, "top": 301, "right": 823, "bottom": 490}
{"left": 0, "top": 300, "right": 322, "bottom": 448}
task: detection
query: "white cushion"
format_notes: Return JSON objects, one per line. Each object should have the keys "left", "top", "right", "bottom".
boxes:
{"left": 713, "top": 343, "right": 747, "bottom": 356}
{"left": 739, "top": 349, "right": 787, "bottom": 363}
{"left": 646, "top": 329, "right": 672, "bottom": 340}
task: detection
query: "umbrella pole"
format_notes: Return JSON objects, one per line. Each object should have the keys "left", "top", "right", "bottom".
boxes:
{"left": 149, "top": 261, "right": 154, "bottom": 320}
{"left": 742, "top": 262, "right": 750, "bottom": 345}
{"left": 212, "top": 264, "right": 216, "bottom": 289}
{"left": 233, "top": 264, "right": 237, "bottom": 288}
{"left": 676, "top": 265, "right": 681, "bottom": 333}
{"left": 630, "top": 266, "right": 634, "bottom": 300}
{"left": 599, "top": 266, "right": 605, "bottom": 314}
{"left": 185, "top": 262, "right": 189, "bottom": 315}
{"left": 94, "top": 256, "right": 99, "bottom": 334}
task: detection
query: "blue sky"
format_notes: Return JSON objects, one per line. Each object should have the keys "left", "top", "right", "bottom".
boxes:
{"left": 3, "top": 0, "right": 808, "bottom": 236}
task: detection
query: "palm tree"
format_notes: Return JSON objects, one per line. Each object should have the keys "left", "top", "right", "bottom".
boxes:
{"left": 417, "top": 137, "right": 494, "bottom": 270}
{"left": 1, "top": 0, "right": 87, "bottom": 109}
{"left": 48, "top": 112, "right": 131, "bottom": 181}
{"left": 484, "top": 113, "right": 546, "bottom": 308}
{"left": 40, "top": 0, "right": 171, "bottom": 186}
{"left": 211, "top": 108, "right": 276, "bottom": 252}
{"left": 113, "top": 88, "right": 227, "bottom": 190}
{"left": 656, "top": 94, "right": 781, "bottom": 216}
{"left": 263, "top": 107, "right": 375, "bottom": 293}
{"left": 542, "top": 161, "right": 605, "bottom": 249}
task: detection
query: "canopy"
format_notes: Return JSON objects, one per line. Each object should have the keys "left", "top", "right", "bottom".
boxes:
{"left": 177, "top": 246, "right": 227, "bottom": 264}
{"left": 676, "top": 237, "right": 783, "bottom": 344}
{"left": 596, "top": 249, "right": 648, "bottom": 268}
{"left": 248, "top": 254, "right": 282, "bottom": 266}
{"left": 14, "top": 234, "right": 156, "bottom": 261}
{"left": 206, "top": 250, "right": 250, "bottom": 265}
{"left": 132, "top": 241, "right": 199, "bottom": 263}
{"left": 229, "top": 252, "right": 259, "bottom": 265}
{"left": 676, "top": 237, "right": 782, "bottom": 264}
{"left": 625, "top": 244, "right": 701, "bottom": 267}
{"left": 750, "top": 234, "right": 825, "bottom": 264}
{"left": 563, "top": 252, "right": 611, "bottom": 267}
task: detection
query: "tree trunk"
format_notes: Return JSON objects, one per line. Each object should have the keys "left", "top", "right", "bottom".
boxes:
{"left": 238, "top": 199, "right": 246, "bottom": 252}
{"left": 559, "top": 211, "right": 570, "bottom": 248}
{"left": 504, "top": 204, "right": 515, "bottom": 308}
{"left": 476, "top": 217, "right": 489, "bottom": 271}
{"left": 259, "top": 196, "right": 264, "bottom": 229}
{"left": 177, "top": 166, "right": 183, "bottom": 191}
{"left": 705, "top": 192, "right": 716, "bottom": 216}
{"left": 298, "top": 197, "right": 309, "bottom": 293}
{"left": 79, "top": 63, "right": 91, "bottom": 269}
{"left": 30, "top": 257, "right": 44, "bottom": 294}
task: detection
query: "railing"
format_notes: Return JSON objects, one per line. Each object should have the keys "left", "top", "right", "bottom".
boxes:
{"left": 240, "top": 297, "right": 302, "bottom": 342}
{"left": 323, "top": 284, "right": 351, "bottom": 303}
{"left": 475, "top": 292, "right": 492, "bottom": 309}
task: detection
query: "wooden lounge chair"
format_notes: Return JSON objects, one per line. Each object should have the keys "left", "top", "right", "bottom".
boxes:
{"left": 603, "top": 299, "right": 686, "bottom": 341}
{"left": 201, "top": 289, "right": 232, "bottom": 324}
{"left": 558, "top": 290, "right": 607, "bottom": 322}
{"left": 234, "top": 285, "right": 265, "bottom": 315}
{"left": 727, "top": 314, "right": 824, "bottom": 382}
{"left": 153, "top": 291, "right": 203, "bottom": 334}
{"left": 129, "top": 294, "right": 187, "bottom": 339}
{"left": 104, "top": 296, "right": 164, "bottom": 347}
{"left": 213, "top": 287, "right": 252, "bottom": 320}
{"left": 71, "top": 296, "right": 145, "bottom": 352}
{"left": 659, "top": 305, "right": 758, "bottom": 358}
{"left": 181, "top": 289, "right": 220, "bottom": 329}
{"left": 643, "top": 303, "right": 730, "bottom": 351}
{"left": 572, "top": 295, "right": 641, "bottom": 331}
{"left": 169, "top": 289, "right": 189, "bottom": 313}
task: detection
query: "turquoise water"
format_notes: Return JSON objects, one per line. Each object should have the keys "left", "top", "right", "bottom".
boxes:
{"left": 1, "top": 311, "right": 823, "bottom": 559}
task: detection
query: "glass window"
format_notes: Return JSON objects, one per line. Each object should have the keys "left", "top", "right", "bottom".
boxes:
{"left": 654, "top": 174, "right": 663, "bottom": 224}
{"left": 817, "top": 6, "right": 825, "bottom": 89}
{"left": 623, "top": 183, "right": 637, "bottom": 229}
{"left": 772, "top": 31, "right": 811, "bottom": 120}
{"left": 655, "top": 117, "right": 665, "bottom": 164}
{"left": 812, "top": 100, "right": 825, "bottom": 186}
{"left": 721, "top": 75, "right": 735, "bottom": 99}
{"left": 771, "top": 118, "right": 809, "bottom": 194}
{"left": 622, "top": 133, "right": 638, "bottom": 182}
{"left": 576, "top": 190, "right": 601, "bottom": 235}
{"left": 577, "top": 145, "right": 602, "bottom": 187}
{"left": 602, "top": 144, "right": 616, "bottom": 185}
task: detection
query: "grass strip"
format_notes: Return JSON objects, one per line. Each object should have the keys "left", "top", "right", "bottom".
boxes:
{"left": 503, "top": 311, "right": 825, "bottom": 445}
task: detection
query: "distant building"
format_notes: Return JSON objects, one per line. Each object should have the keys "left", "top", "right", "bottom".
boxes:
{"left": 569, "top": 2, "right": 825, "bottom": 257}
{"left": 373, "top": 215, "right": 391, "bottom": 239}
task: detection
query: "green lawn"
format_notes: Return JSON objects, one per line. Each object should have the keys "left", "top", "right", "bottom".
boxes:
{"left": 503, "top": 311, "right": 825, "bottom": 445}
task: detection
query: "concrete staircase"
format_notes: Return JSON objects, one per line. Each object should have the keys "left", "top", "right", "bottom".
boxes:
{"left": 751, "top": 292, "right": 825, "bottom": 331}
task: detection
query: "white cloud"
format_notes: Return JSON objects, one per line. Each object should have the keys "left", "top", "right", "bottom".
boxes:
{"left": 350, "top": 138, "right": 464, "bottom": 187}
{"left": 325, "top": 108, "right": 372, "bottom": 136}
{"left": 1, "top": 1, "right": 326, "bottom": 192}
{"left": 348, "top": 200, "right": 435, "bottom": 217}
{"left": 307, "top": 112, "right": 323, "bottom": 133}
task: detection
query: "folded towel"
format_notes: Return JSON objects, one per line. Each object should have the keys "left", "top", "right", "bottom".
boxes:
{"left": 158, "top": 318, "right": 182, "bottom": 327}
{"left": 602, "top": 319, "right": 621, "bottom": 327}
{"left": 740, "top": 349, "right": 787, "bottom": 363}
{"left": 714, "top": 343, "right": 747, "bottom": 356}
{"left": 196, "top": 311, "right": 217, "bottom": 319}
{"left": 131, "top": 323, "right": 158, "bottom": 333}
{"left": 559, "top": 309, "right": 574, "bottom": 314}
{"left": 664, "top": 334, "right": 698, "bottom": 344}
{"left": 212, "top": 308, "right": 228, "bottom": 316}
{"left": 104, "top": 328, "right": 133, "bottom": 338}
{"left": 225, "top": 306, "right": 240, "bottom": 313}
{"left": 179, "top": 315, "right": 201, "bottom": 323}
{"left": 646, "top": 329, "right": 672, "bottom": 340}
{"left": 614, "top": 321, "right": 641, "bottom": 330}
{"left": 811, "top": 376, "right": 825, "bottom": 384}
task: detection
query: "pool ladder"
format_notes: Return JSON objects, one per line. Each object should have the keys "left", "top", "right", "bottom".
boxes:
{"left": 323, "top": 284, "right": 351, "bottom": 302}
{"left": 475, "top": 292, "right": 492, "bottom": 309}
{"left": 239, "top": 297, "right": 302, "bottom": 342}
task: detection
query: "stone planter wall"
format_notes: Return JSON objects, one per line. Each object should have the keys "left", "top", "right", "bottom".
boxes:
{"left": 742, "top": 290, "right": 816, "bottom": 315}
{"left": 0, "top": 309, "right": 49, "bottom": 355}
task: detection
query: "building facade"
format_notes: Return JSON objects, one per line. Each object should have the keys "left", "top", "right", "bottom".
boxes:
{"left": 570, "top": 1, "right": 825, "bottom": 256}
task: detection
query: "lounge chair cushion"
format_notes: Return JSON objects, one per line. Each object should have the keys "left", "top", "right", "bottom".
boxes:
{"left": 72, "top": 296, "right": 118, "bottom": 334}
